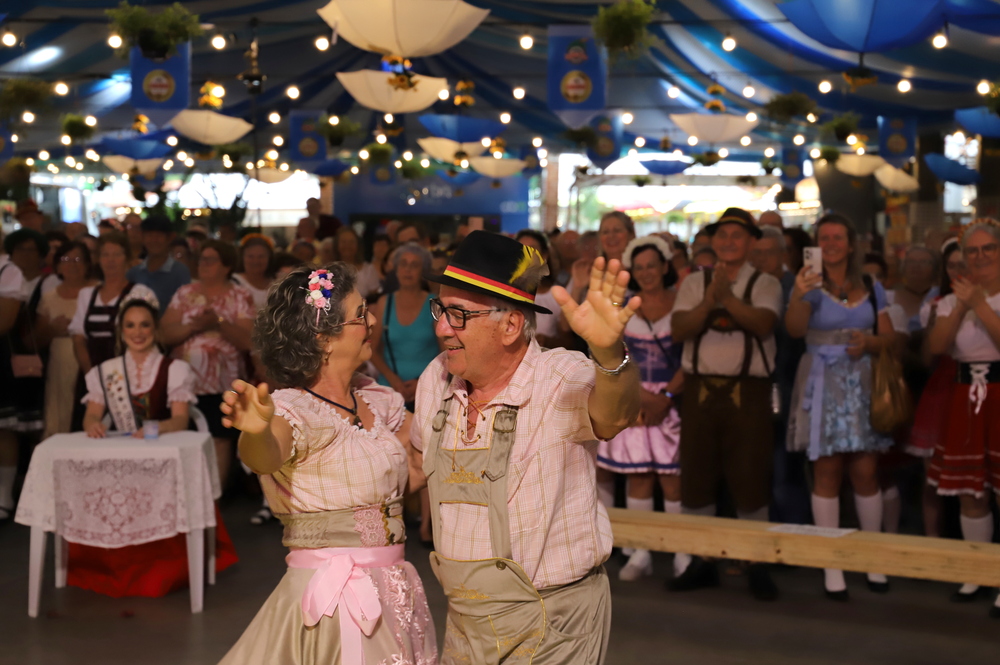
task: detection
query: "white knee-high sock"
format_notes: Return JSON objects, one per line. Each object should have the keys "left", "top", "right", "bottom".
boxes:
{"left": 812, "top": 494, "right": 846, "bottom": 592}
{"left": 597, "top": 478, "right": 615, "bottom": 508}
{"left": 882, "top": 485, "right": 901, "bottom": 534}
{"left": 959, "top": 514, "right": 994, "bottom": 594}
{"left": 625, "top": 496, "right": 654, "bottom": 559}
{"left": 664, "top": 500, "right": 692, "bottom": 576}
{"left": 855, "top": 492, "right": 887, "bottom": 583}
{"left": 0, "top": 466, "right": 15, "bottom": 510}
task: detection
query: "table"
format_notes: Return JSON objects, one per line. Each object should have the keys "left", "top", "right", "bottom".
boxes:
{"left": 14, "top": 431, "right": 222, "bottom": 615}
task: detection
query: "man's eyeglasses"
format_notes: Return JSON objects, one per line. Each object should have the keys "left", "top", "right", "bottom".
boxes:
{"left": 429, "top": 298, "right": 501, "bottom": 330}
{"left": 962, "top": 243, "right": 1000, "bottom": 260}
{"left": 341, "top": 299, "right": 369, "bottom": 327}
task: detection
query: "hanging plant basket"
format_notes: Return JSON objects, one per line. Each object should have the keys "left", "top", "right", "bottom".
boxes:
{"left": 760, "top": 157, "right": 779, "bottom": 175}
{"left": 735, "top": 175, "right": 758, "bottom": 187}
{"left": 215, "top": 142, "right": 252, "bottom": 166}
{"left": 400, "top": 162, "right": 429, "bottom": 180}
{"left": 562, "top": 126, "right": 599, "bottom": 149}
{"left": 631, "top": 175, "right": 651, "bottom": 187}
{"left": 363, "top": 142, "right": 393, "bottom": 166}
{"left": 692, "top": 151, "right": 721, "bottom": 167}
{"left": 592, "top": 0, "right": 658, "bottom": 61}
{"left": 61, "top": 114, "right": 95, "bottom": 143}
{"left": 819, "top": 146, "right": 842, "bottom": 163}
{"left": 659, "top": 136, "right": 672, "bottom": 151}
{"left": 822, "top": 112, "right": 860, "bottom": 142}
{"left": 763, "top": 91, "right": 817, "bottom": 124}
{"left": 706, "top": 83, "right": 725, "bottom": 97}
{"left": 704, "top": 99, "right": 726, "bottom": 114}
{"left": 106, "top": 1, "right": 202, "bottom": 60}
{"left": 318, "top": 116, "right": 363, "bottom": 147}
{"left": 0, "top": 78, "right": 52, "bottom": 124}
{"left": 0, "top": 157, "right": 34, "bottom": 203}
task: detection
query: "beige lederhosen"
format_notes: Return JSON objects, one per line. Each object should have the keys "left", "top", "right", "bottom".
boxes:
{"left": 424, "top": 393, "right": 611, "bottom": 665}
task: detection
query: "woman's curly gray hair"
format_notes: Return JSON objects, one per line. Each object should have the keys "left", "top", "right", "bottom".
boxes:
{"left": 253, "top": 262, "right": 358, "bottom": 388}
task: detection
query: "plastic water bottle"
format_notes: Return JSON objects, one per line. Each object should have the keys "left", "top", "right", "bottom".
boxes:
{"left": 143, "top": 420, "right": 159, "bottom": 440}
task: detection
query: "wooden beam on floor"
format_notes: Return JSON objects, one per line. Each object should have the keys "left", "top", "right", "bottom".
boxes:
{"left": 608, "top": 508, "right": 1000, "bottom": 587}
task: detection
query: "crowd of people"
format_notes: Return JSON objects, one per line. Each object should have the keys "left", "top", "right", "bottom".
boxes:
{"left": 2, "top": 198, "right": 999, "bottom": 663}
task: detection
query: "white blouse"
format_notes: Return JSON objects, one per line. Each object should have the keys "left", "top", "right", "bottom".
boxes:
{"left": 68, "top": 283, "right": 157, "bottom": 337}
{"left": 0, "top": 256, "right": 25, "bottom": 300}
{"left": 936, "top": 293, "right": 1000, "bottom": 363}
{"left": 232, "top": 273, "right": 270, "bottom": 311}
{"left": 82, "top": 350, "right": 197, "bottom": 407}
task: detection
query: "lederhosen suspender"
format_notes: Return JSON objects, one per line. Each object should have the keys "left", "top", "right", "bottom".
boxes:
{"left": 691, "top": 268, "right": 767, "bottom": 378}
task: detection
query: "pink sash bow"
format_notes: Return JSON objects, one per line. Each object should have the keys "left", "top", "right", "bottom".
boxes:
{"left": 286, "top": 544, "right": 405, "bottom": 664}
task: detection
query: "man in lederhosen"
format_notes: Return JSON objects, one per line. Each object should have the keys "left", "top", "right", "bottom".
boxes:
{"left": 410, "top": 231, "right": 641, "bottom": 664}
{"left": 669, "top": 207, "right": 783, "bottom": 600}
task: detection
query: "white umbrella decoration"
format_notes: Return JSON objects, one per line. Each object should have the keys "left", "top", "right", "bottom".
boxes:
{"left": 795, "top": 177, "right": 820, "bottom": 202}
{"left": 468, "top": 156, "right": 526, "bottom": 186}
{"left": 102, "top": 156, "right": 164, "bottom": 178}
{"left": 874, "top": 164, "right": 919, "bottom": 193}
{"left": 250, "top": 167, "right": 294, "bottom": 184}
{"left": 169, "top": 110, "right": 254, "bottom": 145}
{"left": 835, "top": 153, "right": 887, "bottom": 177}
{"left": 417, "top": 137, "right": 486, "bottom": 163}
{"left": 317, "top": 0, "right": 489, "bottom": 58}
{"left": 668, "top": 113, "right": 759, "bottom": 144}
{"left": 336, "top": 70, "right": 448, "bottom": 114}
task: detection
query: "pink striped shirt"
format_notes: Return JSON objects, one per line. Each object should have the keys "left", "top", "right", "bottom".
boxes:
{"left": 412, "top": 341, "right": 612, "bottom": 589}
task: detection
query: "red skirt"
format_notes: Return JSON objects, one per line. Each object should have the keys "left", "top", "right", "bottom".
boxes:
{"left": 927, "top": 380, "right": 1000, "bottom": 496}
{"left": 907, "top": 356, "right": 958, "bottom": 457}
{"left": 66, "top": 506, "right": 238, "bottom": 598}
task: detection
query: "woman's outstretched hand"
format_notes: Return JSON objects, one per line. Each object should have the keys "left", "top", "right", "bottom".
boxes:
{"left": 221, "top": 380, "right": 274, "bottom": 434}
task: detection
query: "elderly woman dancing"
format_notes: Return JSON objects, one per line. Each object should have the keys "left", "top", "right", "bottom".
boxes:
{"left": 217, "top": 262, "right": 437, "bottom": 665}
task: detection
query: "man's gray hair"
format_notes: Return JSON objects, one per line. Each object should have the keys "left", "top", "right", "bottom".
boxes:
{"left": 758, "top": 225, "right": 786, "bottom": 250}
{"left": 487, "top": 296, "right": 537, "bottom": 343}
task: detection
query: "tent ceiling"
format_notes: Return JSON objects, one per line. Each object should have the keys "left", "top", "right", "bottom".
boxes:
{"left": 1, "top": 0, "right": 996, "bottom": 159}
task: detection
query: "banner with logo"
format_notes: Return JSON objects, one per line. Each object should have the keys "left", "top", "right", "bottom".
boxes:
{"left": 370, "top": 163, "right": 397, "bottom": 186}
{"left": 288, "top": 111, "right": 327, "bottom": 163}
{"left": 781, "top": 146, "right": 805, "bottom": 186}
{"left": 130, "top": 42, "right": 191, "bottom": 111}
{"left": 587, "top": 113, "right": 623, "bottom": 169}
{"left": 547, "top": 25, "right": 607, "bottom": 129}
{"left": 878, "top": 116, "right": 917, "bottom": 167}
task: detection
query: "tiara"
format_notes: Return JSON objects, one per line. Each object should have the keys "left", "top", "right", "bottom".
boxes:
{"left": 622, "top": 234, "right": 675, "bottom": 268}
{"left": 303, "top": 269, "right": 334, "bottom": 324}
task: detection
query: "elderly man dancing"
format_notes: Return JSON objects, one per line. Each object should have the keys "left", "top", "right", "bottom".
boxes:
{"left": 410, "top": 230, "right": 642, "bottom": 664}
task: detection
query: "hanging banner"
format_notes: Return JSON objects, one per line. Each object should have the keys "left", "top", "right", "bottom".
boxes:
{"left": 878, "top": 116, "right": 917, "bottom": 167}
{"left": 0, "top": 125, "right": 13, "bottom": 162}
{"left": 130, "top": 42, "right": 191, "bottom": 112}
{"left": 781, "top": 146, "right": 805, "bottom": 186}
{"left": 587, "top": 113, "right": 623, "bottom": 169}
{"left": 288, "top": 111, "right": 328, "bottom": 163}
{"left": 370, "top": 163, "right": 397, "bottom": 186}
{"left": 547, "top": 25, "right": 607, "bottom": 129}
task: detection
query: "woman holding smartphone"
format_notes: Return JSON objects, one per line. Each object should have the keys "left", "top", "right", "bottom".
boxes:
{"left": 785, "top": 213, "right": 897, "bottom": 600}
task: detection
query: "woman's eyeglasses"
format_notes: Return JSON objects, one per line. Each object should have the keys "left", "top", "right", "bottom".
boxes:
{"left": 341, "top": 299, "right": 369, "bottom": 327}
{"left": 962, "top": 243, "right": 1000, "bottom": 260}
{"left": 59, "top": 256, "right": 84, "bottom": 263}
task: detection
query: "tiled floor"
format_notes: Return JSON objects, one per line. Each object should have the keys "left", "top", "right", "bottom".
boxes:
{"left": 1, "top": 495, "right": 997, "bottom": 665}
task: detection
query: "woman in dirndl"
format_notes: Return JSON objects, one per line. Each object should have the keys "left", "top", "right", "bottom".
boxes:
{"left": 72, "top": 294, "right": 238, "bottom": 597}
{"left": 596, "top": 235, "right": 686, "bottom": 582}
{"left": 926, "top": 219, "right": 1000, "bottom": 617}
{"left": 218, "top": 263, "right": 437, "bottom": 665}
{"left": 785, "top": 213, "right": 897, "bottom": 600}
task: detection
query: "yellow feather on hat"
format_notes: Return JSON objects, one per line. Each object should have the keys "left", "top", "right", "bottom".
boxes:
{"left": 509, "top": 244, "right": 549, "bottom": 292}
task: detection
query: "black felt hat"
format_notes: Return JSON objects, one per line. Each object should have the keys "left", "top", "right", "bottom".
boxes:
{"left": 140, "top": 214, "right": 174, "bottom": 234}
{"left": 704, "top": 207, "right": 762, "bottom": 239}
{"left": 426, "top": 230, "right": 552, "bottom": 314}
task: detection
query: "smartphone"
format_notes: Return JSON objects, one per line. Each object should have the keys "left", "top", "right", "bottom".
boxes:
{"left": 803, "top": 247, "right": 823, "bottom": 276}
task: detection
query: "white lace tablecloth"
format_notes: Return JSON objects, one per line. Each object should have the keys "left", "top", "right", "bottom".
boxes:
{"left": 15, "top": 432, "right": 221, "bottom": 548}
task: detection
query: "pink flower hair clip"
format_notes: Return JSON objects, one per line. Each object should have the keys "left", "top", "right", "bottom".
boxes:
{"left": 304, "top": 269, "right": 335, "bottom": 324}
